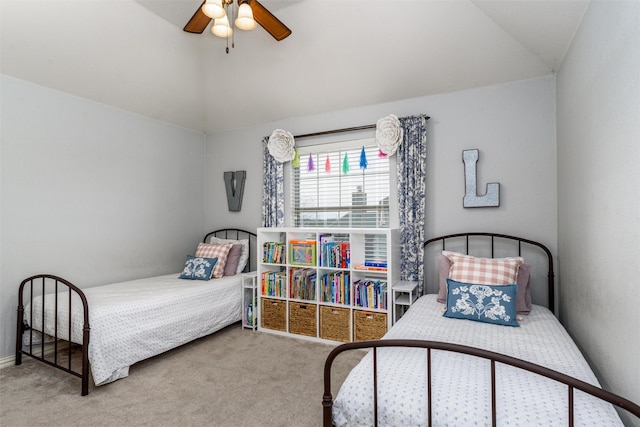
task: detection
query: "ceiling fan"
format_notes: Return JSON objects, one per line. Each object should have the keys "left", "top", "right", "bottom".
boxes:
{"left": 184, "top": 0, "right": 292, "bottom": 42}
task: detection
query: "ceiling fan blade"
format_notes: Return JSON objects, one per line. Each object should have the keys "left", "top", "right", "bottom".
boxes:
{"left": 184, "top": 1, "right": 212, "bottom": 34}
{"left": 248, "top": 0, "right": 292, "bottom": 41}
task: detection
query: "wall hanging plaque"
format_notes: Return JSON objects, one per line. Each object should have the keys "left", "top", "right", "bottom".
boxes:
{"left": 462, "top": 149, "right": 500, "bottom": 208}
{"left": 224, "top": 170, "right": 246, "bottom": 212}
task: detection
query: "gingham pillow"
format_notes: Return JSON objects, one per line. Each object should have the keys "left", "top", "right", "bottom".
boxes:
{"left": 195, "top": 242, "right": 233, "bottom": 278}
{"left": 208, "top": 237, "right": 250, "bottom": 274}
{"left": 443, "top": 250, "right": 522, "bottom": 286}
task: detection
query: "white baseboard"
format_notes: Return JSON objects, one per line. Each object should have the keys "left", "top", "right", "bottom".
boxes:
{"left": 0, "top": 355, "right": 16, "bottom": 369}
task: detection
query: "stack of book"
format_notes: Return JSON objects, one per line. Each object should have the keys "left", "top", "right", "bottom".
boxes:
{"left": 261, "top": 270, "right": 287, "bottom": 297}
{"left": 321, "top": 271, "right": 350, "bottom": 305}
{"left": 262, "top": 242, "right": 286, "bottom": 264}
{"left": 354, "top": 259, "right": 388, "bottom": 272}
{"left": 354, "top": 279, "right": 388, "bottom": 309}
{"left": 289, "top": 267, "right": 317, "bottom": 301}
{"left": 319, "top": 235, "right": 351, "bottom": 268}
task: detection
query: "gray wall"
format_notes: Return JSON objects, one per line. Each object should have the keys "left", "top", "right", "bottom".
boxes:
{"left": 0, "top": 75, "right": 206, "bottom": 359}
{"left": 206, "top": 75, "right": 558, "bottom": 305}
{"left": 556, "top": 1, "right": 640, "bottom": 423}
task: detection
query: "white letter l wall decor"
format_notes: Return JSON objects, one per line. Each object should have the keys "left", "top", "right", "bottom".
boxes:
{"left": 462, "top": 149, "right": 500, "bottom": 208}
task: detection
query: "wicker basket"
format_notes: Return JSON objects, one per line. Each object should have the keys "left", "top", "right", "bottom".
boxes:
{"left": 320, "top": 306, "right": 351, "bottom": 343}
{"left": 353, "top": 310, "right": 387, "bottom": 341}
{"left": 261, "top": 298, "right": 286, "bottom": 332}
{"left": 289, "top": 302, "right": 317, "bottom": 337}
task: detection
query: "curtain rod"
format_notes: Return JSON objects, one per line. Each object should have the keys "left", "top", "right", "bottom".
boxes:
{"left": 293, "top": 125, "right": 374, "bottom": 140}
{"left": 292, "top": 115, "right": 430, "bottom": 140}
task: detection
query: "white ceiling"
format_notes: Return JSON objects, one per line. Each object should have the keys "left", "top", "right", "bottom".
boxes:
{"left": 0, "top": 0, "right": 588, "bottom": 134}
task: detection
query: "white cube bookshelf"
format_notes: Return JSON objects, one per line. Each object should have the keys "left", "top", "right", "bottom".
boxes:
{"left": 257, "top": 227, "right": 400, "bottom": 344}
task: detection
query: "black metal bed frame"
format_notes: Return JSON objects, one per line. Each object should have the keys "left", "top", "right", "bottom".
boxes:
{"left": 322, "top": 232, "right": 639, "bottom": 426}
{"left": 423, "top": 232, "right": 555, "bottom": 312}
{"left": 323, "top": 339, "right": 640, "bottom": 426}
{"left": 16, "top": 274, "right": 91, "bottom": 394}
{"left": 15, "top": 228, "right": 256, "bottom": 396}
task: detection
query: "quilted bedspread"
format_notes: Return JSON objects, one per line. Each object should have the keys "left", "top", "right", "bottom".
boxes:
{"left": 26, "top": 273, "right": 242, "bottom": 385}
{"left": 333, "top": 294, "right": 623, "bottom": 426}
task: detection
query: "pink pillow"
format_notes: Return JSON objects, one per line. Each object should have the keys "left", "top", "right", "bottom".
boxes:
{"left": 223, "top": 244, "right": 243, "bottom": 276}
{"left": 437, "top": 254, "right": 451, "bottom": 304}
{"left": 195, "top": 242, "right": 233, "bottom": 278}
{"left": 444, "top": 251, "right": 522, "bottom": 286}
{"left": 516, "top": 263, "right": 532, "bottom": 314}
{"left": 438, "top": 252, "right": 532, "bottom": 314}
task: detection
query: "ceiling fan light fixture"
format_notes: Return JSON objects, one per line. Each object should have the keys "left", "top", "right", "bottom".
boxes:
{"left": 202, "top": 0, "right": 225, "bottom": 19}
{"left": 183, "top": 0, "right": 291, "bottom": 49}
{"left": 212, "top": 15, "right": 233, "bottom": 38}
{"left": 235, "top": 3, "right": 257, "bottom": 31}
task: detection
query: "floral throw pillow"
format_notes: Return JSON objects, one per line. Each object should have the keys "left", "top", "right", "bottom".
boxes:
{"left": 179, "top": 255, "right": 218, "bottom": 281}
{"left": 444, "top": 278, "right": 519, "bottom": 327}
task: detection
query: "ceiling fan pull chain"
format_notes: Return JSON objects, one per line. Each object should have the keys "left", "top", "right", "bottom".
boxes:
{"left": 226, "top": 1, "right": 231, "bottom": 54}
{"left": 231, "top": 1, "right": 236, "bottom": 50}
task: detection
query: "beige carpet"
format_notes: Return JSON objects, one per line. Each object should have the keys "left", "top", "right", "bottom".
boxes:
{"left": 0, "top": 324, "right": 365, "bottom": 427}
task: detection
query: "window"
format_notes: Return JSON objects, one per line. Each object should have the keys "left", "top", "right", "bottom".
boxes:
{"left": 291, "top": 139, "right": 390, "bottom": 228}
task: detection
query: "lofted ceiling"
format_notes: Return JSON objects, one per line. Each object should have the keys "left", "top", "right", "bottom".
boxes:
{"left": 0, "top": 0, "right": 588, "bottom": 134}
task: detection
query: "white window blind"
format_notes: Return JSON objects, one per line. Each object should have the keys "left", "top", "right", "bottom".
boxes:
{"left": 364, "top": 234, "right": 388, "bottom": 260}
{"left": 291, "top": 140, "right": 390, "bottom": 228}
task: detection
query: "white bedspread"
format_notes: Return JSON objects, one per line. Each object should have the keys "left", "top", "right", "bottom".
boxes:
{"left": 26, "top": 273, "right": 242, "bottom": 385}
{"left": 333, "top": 294, "right": 622, "bottom": 426}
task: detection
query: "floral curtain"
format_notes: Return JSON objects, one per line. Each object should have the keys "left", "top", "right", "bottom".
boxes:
{"left": 397, "top": 115, "right": 428, "bottom": 294}
{"left": 261, "top": 136, "right": 285, "bottom": 227}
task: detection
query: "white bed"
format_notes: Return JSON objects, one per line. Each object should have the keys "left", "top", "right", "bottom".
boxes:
{"left": 332, "top": 294, "right": 623, "bottom": 426}
{"left": 26, "top": 273, "right": 243, "bottom": 385}
{"left": 17, "top": 228, "right": 257, "bottom": 394}
{"left": 323, "top": 232, "right": 637, "bottom": 426}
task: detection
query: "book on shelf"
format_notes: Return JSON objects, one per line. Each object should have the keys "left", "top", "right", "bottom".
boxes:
{"left": 289, "top": 267, "right": 317, "bottom": 301}
{"left": 245, "top": 303, "right": 255, "bottom": 327}
{"left": 261, "top": 270, "right": 287, "bottom": 297}
{"left": 364, "top": 259, "right": 387, "bottom": 268}
{"left": 262, "top": 241, "right": 286, "bottom": 264}
{"left": 290, "top": 240, "right": 316, "bottom": 266}
{"left": 354, "top": 279, "right": 387, "bottom": 309}
{"left": 320, "top": 271, "right": 350, "bottom": 305}
{"left": 318, "top": 234, "right": 332, "bottom": 267}
{"left": 354, "top": 264, "right": 388, "bottom": 272}
{"left": 319, "top": 238, "right": 351, "bottom": 268}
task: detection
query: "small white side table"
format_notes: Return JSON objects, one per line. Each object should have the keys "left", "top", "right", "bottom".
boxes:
{"left": 241, "top": 271, "right": 258, "bottom": 330}
{"left": 392, "top": 280, "right": 419, "bottom": 324}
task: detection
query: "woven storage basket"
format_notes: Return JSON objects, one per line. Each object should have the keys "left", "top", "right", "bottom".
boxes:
{"left": 261, "top": 298, "right": 287, "bottom": 332}
{"left": 320, "top": 306, "right": 351, "bottom": 343}
{"left": 353, "top": 310, "right": 387, "bottom": 341}
{"left": 289, "top": 302, "right": 317, "bottom": 337}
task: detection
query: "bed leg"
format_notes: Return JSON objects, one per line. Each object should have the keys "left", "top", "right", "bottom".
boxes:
{"left": 15, "top": 305, "right": 24, "bottom": 366}
{"left": 81, "top": 376, "right": 89, "bottom": 396}
{"left": 322, "top": 396, "right": 334, "bottom": 427}
{"left": 81, "top": 324, "right": 90, "bottom": 396}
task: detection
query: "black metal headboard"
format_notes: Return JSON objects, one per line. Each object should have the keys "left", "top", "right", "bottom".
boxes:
{"left": 203, "top": 228, "right": 257, "bottom": 273}
{"left": 423, "top": 232, "right": 555, "bottom": 313}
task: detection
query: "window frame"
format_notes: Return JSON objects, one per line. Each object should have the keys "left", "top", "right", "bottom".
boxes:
{"left": 284, "top": 136, "right": 398, "bottom": 229}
